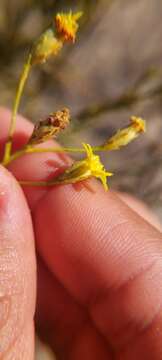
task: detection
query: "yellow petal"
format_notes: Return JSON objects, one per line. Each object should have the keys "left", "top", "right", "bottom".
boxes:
{"left": 55, "top": 11, "right": 83, "bottom": 42}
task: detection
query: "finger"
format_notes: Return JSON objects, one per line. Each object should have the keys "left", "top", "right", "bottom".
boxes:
{"left": 116, "top": 191, "right": 161, "bottom": 231}
{"left": 2, "top": 108, "right": 162, "bottom": 358}
{"left": 0, "top": 165, "right": 36, "bottom": 358}
{"left": 34, "top": 184, "right": 162, "bottom": 359}
{"left": 36, "top": 256, "right": 112, "bottom": 359}
{"left": 0, "top": 108, "right": 112, "bottom": 357}
{"left": 0, "top": 107, "right": 33, "bottom": 153}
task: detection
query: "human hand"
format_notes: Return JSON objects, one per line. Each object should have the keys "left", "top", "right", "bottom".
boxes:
{"left": 0, "top": 108, "right": 162, "bottom": 359}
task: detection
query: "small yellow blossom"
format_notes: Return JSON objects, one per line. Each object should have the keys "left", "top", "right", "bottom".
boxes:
{"left": 53, "top": 143, "right": 113, "bottom": 190}
{"left": 82, "top": 144, "right": 113, "bottom": 190}
{"left": 103, "top": 116, "right": 146, "bottom": 151}
{"left": 55, "top": 11, "right": 83, "bottom": 43}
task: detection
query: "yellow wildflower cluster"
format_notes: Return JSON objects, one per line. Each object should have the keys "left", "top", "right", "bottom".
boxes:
{"left": 3, "top": 9, "right": 146, "bottom": 192}
{"left": 51, "top": 117, "right": 146, "bottom": 191}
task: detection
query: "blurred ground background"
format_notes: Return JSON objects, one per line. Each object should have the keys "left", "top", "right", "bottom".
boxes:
{"left": 0, "top": 0, "right": 162, "bottom": 358}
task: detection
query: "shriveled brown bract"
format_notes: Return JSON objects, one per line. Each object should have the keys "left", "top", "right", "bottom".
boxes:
{"left": 28, "top": 108, "right": 70, "bottom": 145}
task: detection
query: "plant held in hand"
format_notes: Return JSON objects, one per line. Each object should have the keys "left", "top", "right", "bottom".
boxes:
{"left": 2, "top": 10, "right": 146, "bottom": 191}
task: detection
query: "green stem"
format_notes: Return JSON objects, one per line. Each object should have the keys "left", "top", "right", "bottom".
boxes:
{"left": 3, "top": 53, "right": 32, "bottom": 164}
{"left": 2, "top": 146, "right": 84, "bottom": 165}
{"left": 3, "top": 144, "right": 111, "bottom": 166}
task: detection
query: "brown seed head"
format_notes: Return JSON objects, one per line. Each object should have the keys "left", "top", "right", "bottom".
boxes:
{"left": 28, "top": 108, "right": 70, "bottom": 145}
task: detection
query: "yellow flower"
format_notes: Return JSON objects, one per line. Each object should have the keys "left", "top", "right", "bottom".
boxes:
{"left": 82, "top": 144, "right": 113, "bottom": 190}
{"left": 53, "top": 143, "right": 113, "bottom": 191}
{"left": 55, "top": 11, "right": 83, "bottom": 43}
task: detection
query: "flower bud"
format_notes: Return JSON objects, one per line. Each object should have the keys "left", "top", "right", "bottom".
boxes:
{"left": 103, "top": 116, "right": 146, "bottom": 151}
{"left": 31, "top": 28, "right": 62, "bottom": 65}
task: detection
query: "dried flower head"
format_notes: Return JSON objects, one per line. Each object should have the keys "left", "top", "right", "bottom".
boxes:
{"left": 28, "top": 108, "right": 70, "bottom": 145}
{"left": 53, "top": 143, "right": 113, "bottom": 190}
{"left": 103, "top": 116, "right": 146, "bottom": 151}
{"left": 55, "top": 11, "right": 83, "bottom": 42}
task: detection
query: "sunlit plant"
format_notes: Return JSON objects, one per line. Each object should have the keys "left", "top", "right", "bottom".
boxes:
{"left": 2, "top": 10, "right": 146, "bottom": 191}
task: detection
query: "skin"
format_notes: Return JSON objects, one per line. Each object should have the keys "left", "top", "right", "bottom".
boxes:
{"left": 0, "top": 107, "right": 162, "bottom": 359}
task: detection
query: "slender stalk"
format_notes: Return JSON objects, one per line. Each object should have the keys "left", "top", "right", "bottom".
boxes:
{"left": 2, "top": 146, "right": 84, "bottom": 165}
{"left": 3, "top": 144, "right": 110, "bottom": 166}
{"left": 3, "top": 53, "right": 32, "bottom": 164}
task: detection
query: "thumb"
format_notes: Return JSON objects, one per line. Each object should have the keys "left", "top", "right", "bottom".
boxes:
{"left": 0, "top": 166, "right": 36, "bottom": 358}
